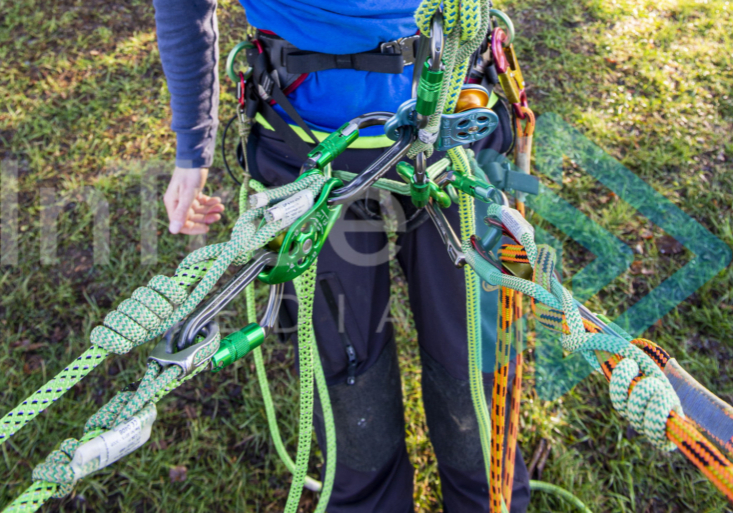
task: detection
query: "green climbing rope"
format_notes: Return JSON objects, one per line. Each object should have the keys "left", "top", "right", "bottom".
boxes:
{"left": 243, "top": 177, "right": 336, "bottom": 512}
{"left": 464, "top": 202, "right": 683, "bottom": 451}
{"left": 414, "top": 1, "right": 508, "bottom": 510}
{"left": 6, "top": 358, "right": 210, "bottom": 513}
{"left": 530, "top": 481, "right": 592, "bottom": 513}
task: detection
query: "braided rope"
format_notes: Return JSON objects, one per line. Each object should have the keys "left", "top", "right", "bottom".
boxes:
{"left": 3, "top": 176, "right": 326, "bottom": 513}
{"left": 410, "top": 0, "right": 489, "bottom": 159}
{"left": 490, "top": 287, "right": 515, "bottom": 512}
{"left": 6, "top": 351, "right": 207, "bottom": 513}
{"left": 502, "top": 292, "right": 524, "bottom": 511}
{"left": 284, "top": 266, "right": 318, "bottom": 512}
{"left": 0, "top": 175, "right": 328, "bottom": 449}
{"left": 247, "top": 177, "right": 337, "bottom": 510}
{"left": 464, "top": 203, "right": 684, "bottom": 451}
{"left": 414, "top": 3, "right": 512, "bottom": 510}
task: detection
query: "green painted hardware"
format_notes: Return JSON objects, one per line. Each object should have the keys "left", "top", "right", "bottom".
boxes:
{"left": 416, "top": 61, "right": 444, "bottom": 117}
{"left": 396, "top": 162, "right": 451, "bottom": 209}
{"left": 307, "top": 123, "right": 360, "bottom": 170}
{"left": 226, "top": 41, "right": 254, "bottom": 84}
{"left": 449, "top": 170, "right": 499, "bottom": 203}
{"left": 259, "top": 178, "right": 343, "bottom": 284}
{"left": 211, "top": 323, "right": 265, "bottom": 372}
{"left": 489, "top": 9, "right": 515, "bottom": 44}
{"left": 411, "top": 180, "right": 430, "bottom": 208}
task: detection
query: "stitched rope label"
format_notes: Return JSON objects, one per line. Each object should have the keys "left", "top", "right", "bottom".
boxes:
{"left": 265, "top": 189, "right": 314, "bottom": 227}
{"left": 70, "top": 404, "right": 157, "bottom": 481}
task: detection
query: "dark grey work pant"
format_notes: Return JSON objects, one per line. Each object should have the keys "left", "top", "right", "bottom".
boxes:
{"left": 246, "top": 123, "right": 530, "bottom": 513}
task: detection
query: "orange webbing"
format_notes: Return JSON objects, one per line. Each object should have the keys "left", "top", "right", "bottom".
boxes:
{"left": 502, "top": 292, "right": 524, "bottom": 511}
{"left": 490, "top": 286, "right": 515, "bottom": 513}
{"left": 667, "top": 411, "right": 733, "bottom": 501}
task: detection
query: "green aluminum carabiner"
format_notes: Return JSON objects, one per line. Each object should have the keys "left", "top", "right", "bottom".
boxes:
{"left": 226, "top": 41, "right": 254, "bottom": 84}
{"left": 258, "top": 178, "right": 344, "bottom": 285}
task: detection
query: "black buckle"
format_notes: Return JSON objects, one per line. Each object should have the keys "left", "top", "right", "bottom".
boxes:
{"left": 380, "top": 35, "right": 420, "bottom": 65}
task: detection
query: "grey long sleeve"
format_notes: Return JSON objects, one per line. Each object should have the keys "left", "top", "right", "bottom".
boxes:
{"left": 153, "top": 0, "right": 219, "bottom": 168}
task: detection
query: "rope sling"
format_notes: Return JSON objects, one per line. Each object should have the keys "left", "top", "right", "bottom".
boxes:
{"left": 3, "top": 0, "right": 733, "bottom": 511}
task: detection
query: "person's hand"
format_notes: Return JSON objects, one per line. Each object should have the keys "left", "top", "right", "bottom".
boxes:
{"left": 164, "top": 167, "right": 225, "bottom": 235}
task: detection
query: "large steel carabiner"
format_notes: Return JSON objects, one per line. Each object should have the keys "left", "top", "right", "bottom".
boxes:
{"left": 148, "top": 251, "right": 283, "bottom": 377}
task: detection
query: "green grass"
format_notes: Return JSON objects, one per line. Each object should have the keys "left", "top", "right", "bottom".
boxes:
{"left": 1, "top": 0, "right": 732, "bottom": 511}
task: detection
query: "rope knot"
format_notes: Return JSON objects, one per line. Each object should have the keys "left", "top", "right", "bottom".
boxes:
{"left": 609, "top": 355, "right": 682, "bottom": 451}
{"left": 90, "top": 276, "right": 188, "bottom": 354}
{"left": 31, "top": 438, "right": 79, "bottom": 498}
{"left": 479, "top": 213, "right": 685, "bottom": 451}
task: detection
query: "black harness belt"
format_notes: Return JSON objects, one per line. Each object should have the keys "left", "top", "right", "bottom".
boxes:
{"left": 285, "top": 50, "right": 407, "bottom": 74}
{"left": 258, "top": 31, "right": 420, "bottom": 78}
{"left": 244, "top": 31, "right": 421, "bottom": 160}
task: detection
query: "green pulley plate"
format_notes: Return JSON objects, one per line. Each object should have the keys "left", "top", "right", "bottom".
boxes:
{"left": 259, "top": 178, "right": 343, "bottom": 284}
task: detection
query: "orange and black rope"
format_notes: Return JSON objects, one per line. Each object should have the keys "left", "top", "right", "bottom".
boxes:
{"left": 599, "top": 353, "right": 733, "bottom": 501}
{"left": 492, "top": 244, "right": 733, "bottom": 503}
{"left": 490, "top": 286, "right": 515, "bottom": 513}
{"left": 502, "top": 291, "right": 524, "bottom": 512}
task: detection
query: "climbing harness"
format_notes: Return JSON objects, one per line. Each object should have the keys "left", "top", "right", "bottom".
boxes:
{"left": 3, "top": 2, "right": 733, "bottom": 512}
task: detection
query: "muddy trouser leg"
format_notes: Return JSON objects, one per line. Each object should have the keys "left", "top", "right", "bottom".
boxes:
{"left": 247, "top": 125, "right": 414, "bottom": 513}
{"left": 395, "top": 202, "right": 531, "bottom": 513}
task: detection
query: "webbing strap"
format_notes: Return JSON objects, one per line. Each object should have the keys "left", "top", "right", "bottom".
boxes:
{"left": 254, "top": 93, "right": 316, "bottom": 159}
{"left": 286, "top": 49, "right": 406, "bottom": 74}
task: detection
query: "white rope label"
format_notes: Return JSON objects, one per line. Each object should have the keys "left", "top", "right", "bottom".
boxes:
{"left": 70, "top": 404, "right": 157, "bottom": 481}
{"left": 501, "top": 206, "right": 534, "bottom": 240}
{"left": 265, "top": 189, "right": 314, "bottom": 227}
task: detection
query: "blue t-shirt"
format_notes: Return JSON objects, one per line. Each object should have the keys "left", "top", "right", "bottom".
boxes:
{"left": 239, "top": 0, "right": 420, "bottom": 137}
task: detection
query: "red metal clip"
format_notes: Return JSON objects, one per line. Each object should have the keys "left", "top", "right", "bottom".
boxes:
{"left": 491, "top": 28, "right": 529, "bottom": 119}
{"left": 491, "top": 28, "right": 510, "bottom": 74}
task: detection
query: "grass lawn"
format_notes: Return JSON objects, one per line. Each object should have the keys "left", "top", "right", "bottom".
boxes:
{"left": 1, "top": 0, "right": 732, "bottom": 511}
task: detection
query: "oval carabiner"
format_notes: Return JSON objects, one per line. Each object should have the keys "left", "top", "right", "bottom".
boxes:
{"left": 490, "top": 28, "right": 510, "bottom": 74}
{"left": 515, "top": 106, "right": 536, "bottom": 136}
{"left": 428, "top": 12, "right": 445, "bottom": 71}
{"left": 225, "top": 40, "right": 254, "bottom": 84}
{"left": 489, "top": 9, "right": 515, "bottom": 45}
